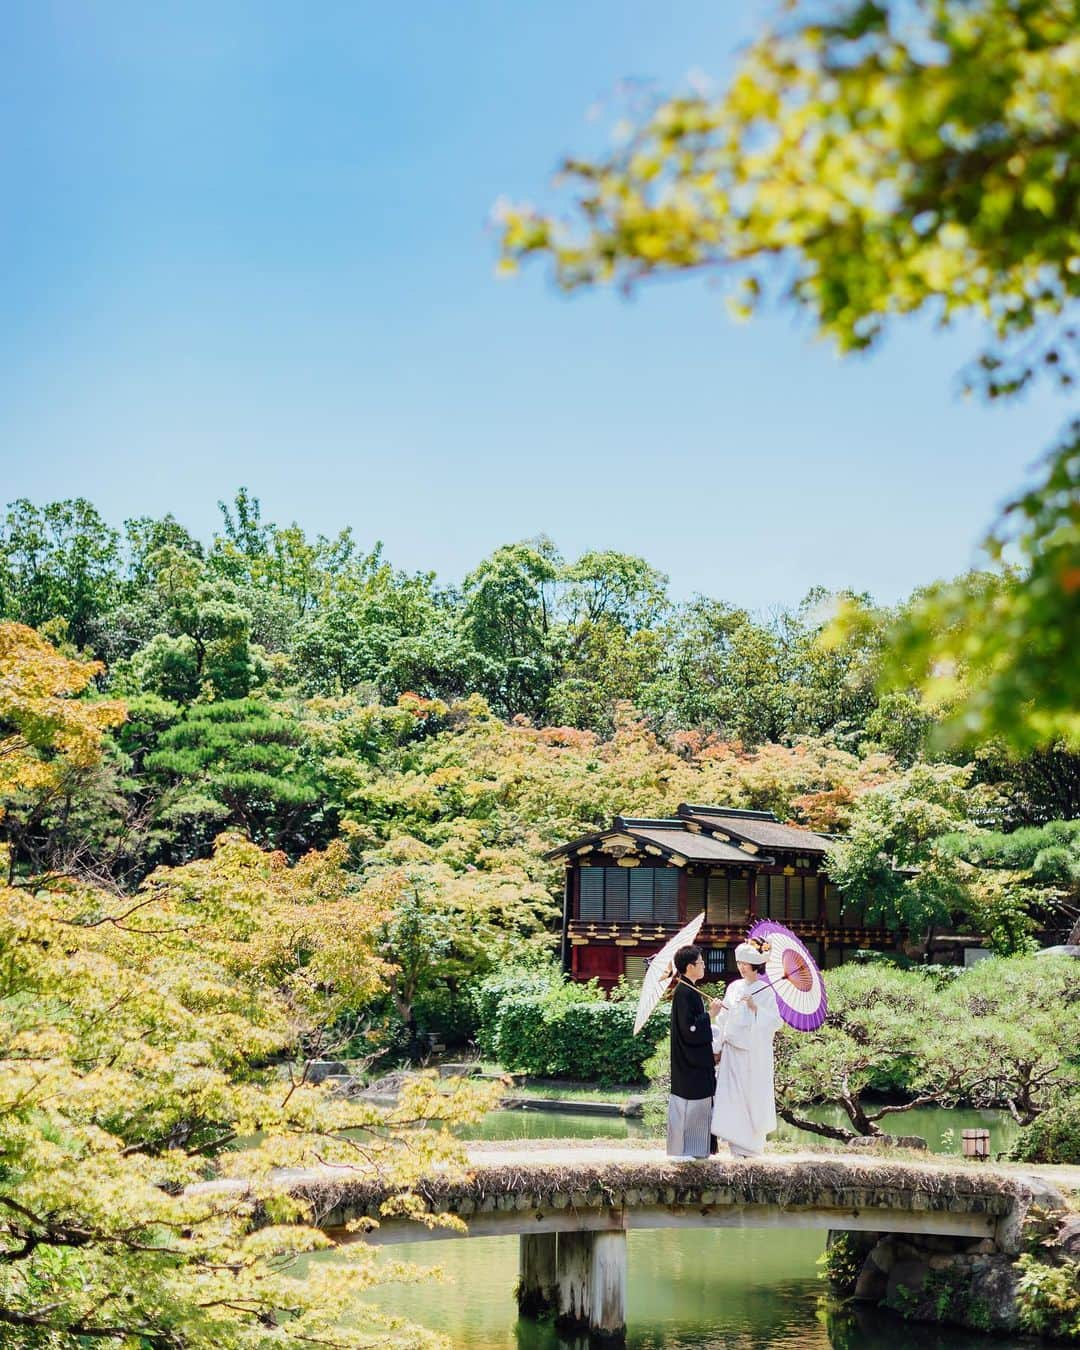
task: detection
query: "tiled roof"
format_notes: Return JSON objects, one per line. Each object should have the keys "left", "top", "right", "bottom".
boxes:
{"left": 544, "top": 820, "right": 770, "bottom": 865}
{"left": 678, "top": 804, "right": 832, "bottom": 854}
{"left": 624, "top": 826, "right": 763, "bottom": 866}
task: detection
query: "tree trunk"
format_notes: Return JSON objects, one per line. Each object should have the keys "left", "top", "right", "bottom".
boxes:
{"left": 776, "top": 1106, "right": 857, "bottom": 1142}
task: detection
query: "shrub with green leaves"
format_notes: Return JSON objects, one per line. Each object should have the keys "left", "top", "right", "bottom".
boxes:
{"left": 1016, "top": 1254, "right": 1080, "bottom": 1342}
{"left": 492, "top": 982, "right": 661, "bottom": 1084}
{"left": 471, "top": 960, "right": 569, "bottom": 1059}
{"left": 1010, "top": 1097, "right": 1080, "bottom": 1165}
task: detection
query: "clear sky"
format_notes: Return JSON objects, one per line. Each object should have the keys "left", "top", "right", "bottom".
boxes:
{"left": 2, "top": 1, "right": 1071, "bottom": 612}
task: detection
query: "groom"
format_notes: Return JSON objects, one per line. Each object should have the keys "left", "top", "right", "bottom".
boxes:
{"left": 666, "top": 944, "right": 716, "bottom": 1160}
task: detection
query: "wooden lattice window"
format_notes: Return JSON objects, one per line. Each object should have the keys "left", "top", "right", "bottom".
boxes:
{"left": 577, "top": 867, "right": 679, "bottom": 923}
{"left": 705, "top": 947, "right": 728, "bottom": 978}
{"left": 803, "top": 875, "right": 820, "bottom": 920}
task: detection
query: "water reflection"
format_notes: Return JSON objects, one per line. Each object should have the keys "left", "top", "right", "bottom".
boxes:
{"left": 354, "top": 1102, "right": 1027, "bottom": 1346}
{"left": 359, "top": 1228, "right": 1039, "bottom": 1349}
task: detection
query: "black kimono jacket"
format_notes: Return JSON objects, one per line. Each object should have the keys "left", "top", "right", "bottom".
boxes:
{"left": 669, "top": 980, "right": 716, "bottom": 1101}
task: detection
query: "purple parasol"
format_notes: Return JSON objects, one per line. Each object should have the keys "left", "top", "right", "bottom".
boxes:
{"left": 746, "top": 919, "right": 828, "bottom": 1032}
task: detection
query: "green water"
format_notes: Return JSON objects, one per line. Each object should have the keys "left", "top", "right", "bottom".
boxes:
{"left": 460, "top": 1102, "right": 1021, "bottom": 1158}
{"left": 355, "top": 1104, "right": 1032, "bottom": 1346}
{"left": 357, "top": 1228, "right": 1036, "bottom": 1349}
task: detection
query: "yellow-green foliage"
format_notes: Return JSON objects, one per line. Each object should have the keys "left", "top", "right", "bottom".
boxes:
{"left": 0, "top": 642, "right": 501, "bottom": 1347}
{"left": 1017, "top": 1254, "right": 1080, "bottom": 1341}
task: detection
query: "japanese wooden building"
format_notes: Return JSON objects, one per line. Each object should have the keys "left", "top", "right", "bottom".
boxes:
{"left": 546, "top": 803, "right": 898, "bottom": 989}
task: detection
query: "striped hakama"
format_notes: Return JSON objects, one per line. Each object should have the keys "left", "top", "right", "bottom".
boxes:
{"left": 666, "top": 1093, "right": 713, "bottom": 1158}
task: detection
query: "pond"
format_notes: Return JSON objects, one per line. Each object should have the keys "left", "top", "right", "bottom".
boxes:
{"left": 357, "top": 1227, "right": 1036, "bottom": 1349}
{"left": 459, "top": 1101, "right": 1022, "bottom": 1159}
{"left": 354, "top": 1103, "right": 1031, "bottom": 1347}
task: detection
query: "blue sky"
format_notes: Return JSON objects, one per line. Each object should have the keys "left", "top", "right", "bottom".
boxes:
{"left": 1, "top": 1, "right": 1070, "bottom": 612}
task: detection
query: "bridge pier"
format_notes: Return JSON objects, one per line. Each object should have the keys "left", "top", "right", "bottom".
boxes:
{"left": 517, "top": 1230, "right": 627, "bottom": 1341}
{"left": 588, "top": 1232, "right": 628, "bottom": 1340}
{"left": 517, "top": 1232, "right": 557, "bottom": 1318}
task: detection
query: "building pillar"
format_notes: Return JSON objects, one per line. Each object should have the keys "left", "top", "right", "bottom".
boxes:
{"left": 517, "top": 1232, "right": 557, "bottom": 1319}
{"left": 560, "top": 866, "right": 572, "bottom": 973}
{"left": 553, "top": 1230, "right": 627, "bottom": 1341}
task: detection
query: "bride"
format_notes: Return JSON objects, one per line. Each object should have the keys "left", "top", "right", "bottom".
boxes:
{"left": 710, "top": 941, "right": 783, "bottom": 1157}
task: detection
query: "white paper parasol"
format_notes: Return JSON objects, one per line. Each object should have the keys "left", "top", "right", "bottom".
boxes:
{"left": 632, "top": 911, "right": 706, "bottom": 1035}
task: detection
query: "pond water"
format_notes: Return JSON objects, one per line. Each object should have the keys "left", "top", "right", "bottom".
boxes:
{"left": 354, "top": 1103, "right": 1031, "bottom": 1347}
{"left": 460, "top": 1101, "right": 1022, "bottom": 1159}
{"left": 357, "top": 1227, "right": 1036, "bottom": 1349}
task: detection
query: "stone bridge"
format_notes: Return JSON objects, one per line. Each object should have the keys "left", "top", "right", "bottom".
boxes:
{"left": 272, "top": 1143, "right": 1070, "bottom": 1341}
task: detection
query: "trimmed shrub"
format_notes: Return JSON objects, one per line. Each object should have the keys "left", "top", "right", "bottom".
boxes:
{"left": 493, "top": 988, "right": 661, "bottom": 1084}
{"left": 1010, "top": 1097, "right": 1080, "bottom": 1164}
{"left": 472, "top": 962, "right": 573, "bottom": 1059}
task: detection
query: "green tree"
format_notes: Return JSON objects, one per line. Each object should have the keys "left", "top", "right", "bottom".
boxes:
{"left": 924, "top": 955, "right": 1080, "bottom": 1123}
{"left": 294, "top": 563, "right": 473, "bottom": 702}
{"left": 0, "top": 498, "right": 122, "bottom": 651}
{"left": 782, "top": 589, "right": 885, "bottom": 743}
{"left": 546, "top": 550, "right": 669, "bottom": 731}
{"left": 118, "top": 547, "right": 267, "bottom": 703}
{"left": 775, "top": 964, "right": 950, "bottom": 1141}
{"left": 459, "top": 541, "right": 560, "bottom": 718}
{"left": 145, "top": 699, "right": 325, "bottom": 856}
{"left": 880, "top": 424, "right": 1080, "bottom": 752}
{"left": 210, "top": 488, "right": 359, "bottom": 617}
{"left": 0, "top": 829, "right": 497, "bottom": 1348}
{"left": 825, "top": 762, "right": 983, "bottom": 943}
{"left": 940, "top": 816, "right": 1080, "bottom": 944}
{"left": 639, "top": 597, "right": 791, "bottom": 742}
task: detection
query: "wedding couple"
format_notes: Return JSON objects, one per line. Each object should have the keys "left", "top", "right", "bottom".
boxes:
{"left": 667, "top": 941, "right": 782, "bottom": 1160}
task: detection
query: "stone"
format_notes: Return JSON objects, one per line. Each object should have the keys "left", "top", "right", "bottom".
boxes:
{"left": 894, "top": 1135, "right": 928, "bottom": 1150}
{"left": 324, "top": 1074, "right": 363, "bottom": 1095}
{"left": 967, "top": 1238, "right": 997, "bottom": 1255}
{"left": 304, "top": 1059, "right": 348, "bottom": 1084}
{"left": 929, "top": 1254, "right": 960, "bottom": 1270}
{"left": 867, "top": 1239, "right": 895, "bottom": 1273}
{"left": 886, "top": 1258, "right": 930, "bottom": 1309}
{"left": 853, "top": 1263, "right": 888, "bottom": 1302}
{"left": 436, "top": 1062, "right": 475, "bottom": 1078}
{"left": 517, "top": 1233, "right": 557, "bottom": 1319}
{"left": 967, "top": 1255, "right": 1020, "bottom": 1332}
{"left": 995, "top": 1175, "right": 1068, "bottom": 1255}
{"left": 555, "top": 1231, "right": 592, "bottom": 1335}
{"left": 1057, "top": 1214, "right": 1080, "bottom": 1259}
{"left": 589, "top": 1232, "right": 627, "bottom": 1340}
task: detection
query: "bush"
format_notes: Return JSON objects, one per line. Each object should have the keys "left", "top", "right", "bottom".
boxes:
{"left": 413, "top": 982, "right": 477, "bottom": 1046}
{"left": 472, "top": 960, "right": 570, "bottom": 1059}
{"left": 1016, "top": 1254, "right": 1080, "bottom": 1341}
{"left": 493, "top": 986, "right": 662, "bottom": 1084}
{"left": 1010, "top": 1097, "right": 1080, "bottom": 1164}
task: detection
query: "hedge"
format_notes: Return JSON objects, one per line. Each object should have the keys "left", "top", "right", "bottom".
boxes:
{"left": 493, "top": 991, "right": 662, "bottom": 1084}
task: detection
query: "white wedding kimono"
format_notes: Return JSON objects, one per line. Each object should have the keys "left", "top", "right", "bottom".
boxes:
{"left": 711, "top": 976, "right": 783, "bottom": 1157}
